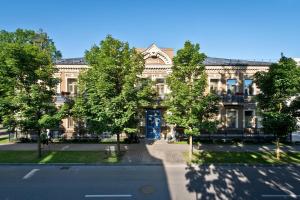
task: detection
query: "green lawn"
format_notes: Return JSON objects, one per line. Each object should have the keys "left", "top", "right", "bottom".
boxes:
{"left": 0, "top": 135, "right": 9, "bottom": 144}
{"left": 187, "top": 151, "right": 300, "bottom": 164}
{"left": 173, "top": 141, "right": 188, "bottom": 144}
{"left": 0, "top": 151, "right": 122, "bottom": 164}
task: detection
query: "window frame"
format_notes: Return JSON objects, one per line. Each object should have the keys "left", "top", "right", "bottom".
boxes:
{"left": 226, "top": 79, "right": 238, "bottom": 95}
{"left": 243, "top": 110, "right": 256, "bottom": 128}
{"left": 226, "top": 109, "right": 238, "bottom": 128}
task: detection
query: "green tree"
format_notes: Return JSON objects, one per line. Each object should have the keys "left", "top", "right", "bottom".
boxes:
{"left": 0, "top": 29, "right": 61, "bottom": 157}
{"left": 165, "top": 41, "right": 219, "bottom": 161}
{"left": 73, "top": 35, "right": 153, "bottom": 154}
{"left": 254, "top": 56, "right": 300, "bottom": 159}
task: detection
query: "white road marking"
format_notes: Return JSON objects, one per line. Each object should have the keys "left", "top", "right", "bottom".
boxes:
{"left": 85, "top": 194, "right": 132, "bottom": 198}
{"left": 22, "top": 169, "right": 40, "bottom": 180}
{"left": 61, "top": 145, "right": 70, "bottom": 150}
{"left": 262, "top": 194, "right": 300, "bottom": 198}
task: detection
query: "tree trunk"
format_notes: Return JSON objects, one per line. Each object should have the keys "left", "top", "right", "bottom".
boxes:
{"left": 117, "top": 133, "right": 121, "bottom": 155}
{"left": 276, "top": 137, "right": 280, "bottom": 160}
{"left": 13, "top": 126, "right": 17, "bottom": 140}
{"left": 37, "top": 130, "right": 42, "bottom": 158}
{"left": 189, "top": 135, "right": 193, "bottom": 162}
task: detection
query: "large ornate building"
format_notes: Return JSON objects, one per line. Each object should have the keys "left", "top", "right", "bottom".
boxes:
{"left": 54, "top": 44, "right": 272, "bottom": 139}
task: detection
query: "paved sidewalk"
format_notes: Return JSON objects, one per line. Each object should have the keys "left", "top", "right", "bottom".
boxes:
{"left": 198, "top": 143, "right": 300, "bottom": 152}
{"left": 121, "top": 140, "right": 188, "bottom": 165}
{"left": 0, "top": 143, "right": 128, "bottom": 151}
{"left": 1, "top": 141, "right": 299, "bottom": 152}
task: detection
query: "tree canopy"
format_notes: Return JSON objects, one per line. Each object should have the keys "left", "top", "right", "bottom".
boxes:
{"left": 73, "top": 35, "right": 154, "bottom": 152}
{"left": 165, "top": 41, "right": 219, "bottom": 135}
{"left": 254, "top": 56, "right": 300, "bottom": 138}
{"left": 0, "top": 29, "right": 62, "bottom": 157}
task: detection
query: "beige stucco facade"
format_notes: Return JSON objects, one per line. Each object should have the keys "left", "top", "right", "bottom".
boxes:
{"left": 54, "top": 44, "right": 272, "bottom": 139}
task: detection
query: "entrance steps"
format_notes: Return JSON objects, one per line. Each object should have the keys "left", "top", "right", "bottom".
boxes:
{"left": 140, "top": 138, "right": 168, "bottom": 145}
{"left": 154, "top": 139, "right": 168, "bottom": 144}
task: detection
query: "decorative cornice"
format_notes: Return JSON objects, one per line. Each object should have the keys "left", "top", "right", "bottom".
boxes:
{"left": 55, "top": 65, "right": 89, "bottom": 70}
{"left": 142, "top": 44, "right": 172, "bottom": 65}
{"left": 205, "top": 65, "right": 269, "bottom": 71}
{"left": 54, "top": 64, "right": 270, "bottom": 74}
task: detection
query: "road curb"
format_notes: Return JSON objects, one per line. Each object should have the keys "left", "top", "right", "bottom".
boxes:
{"left": 0, "top": 163, "right": 299, "bottom": 167}
{"left": 0, "top": 163, "right": 165, "bottom": 167}
{"left": 189, "top": 163, "right": 300, "bottom": 168}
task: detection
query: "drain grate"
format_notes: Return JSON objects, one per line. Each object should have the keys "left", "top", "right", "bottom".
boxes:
{"left": 60, "top": 166, "right": 70, "bottom": 170}
{"left": 139, "top": 185, "right": 155, "bottom": 195}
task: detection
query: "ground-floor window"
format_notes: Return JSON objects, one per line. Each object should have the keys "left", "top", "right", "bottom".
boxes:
{"left": 68, "top": 117, "right": 74, "bottom": 128}
{"left": 244, "top": 110, "right": 255, "bottom": 128}
{"left": 226, "top": 109, "right": 238, "bottom": 128}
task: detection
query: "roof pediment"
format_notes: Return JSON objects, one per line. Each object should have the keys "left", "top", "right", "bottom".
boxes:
{"left": 142, "top": 44, "right": 172, "bottom": 65}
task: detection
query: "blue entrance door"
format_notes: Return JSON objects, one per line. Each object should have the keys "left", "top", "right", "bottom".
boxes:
{"left": 146, "top": 110, "right": 161, "bottom": 139}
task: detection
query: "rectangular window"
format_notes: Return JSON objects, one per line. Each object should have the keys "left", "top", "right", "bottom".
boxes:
{"left": 156, "top": 78, "right": 165, "bottom": 84}
{"left": 68, "top": 117, "right": 74, "bottom": 128}
{"left": 156, "top": 78, "right": 165, "bottom": 98}
{"left": 67, "top": 78, "right": 78, "bottom": 95}
{"left": 226, "top": 110, "right": 237, "bottom": 128}
{"left": 209, "top": 79, "right": 219, "bottom": 94}
{"left": 244, "top": 110, "right": 255, "bottom": 128}
{"left": 244, "top": 79, "right": 254, "bottom": 96}
{"left": 156, "top": 85, "right": 165, "bottom": 98}
{"left": 56, "top": 82, "right": 61, "bottom": 94}
{"left": 227, "top": 79, "right": 237, "bottom": 95}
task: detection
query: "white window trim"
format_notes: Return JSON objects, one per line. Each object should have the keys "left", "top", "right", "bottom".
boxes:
{"left": 244, "top": 79, "right": 256, "bottom": 96}
{"left": 243, "top": 109, "right": 256, "bottom": 128}
{"left": 226, "top": 79, "right": 238, "bottom": 94}
{"left": 209, "top": 79, "right": 220, "bottom": 94}
{"left": 67, "top": 117, "right": 74, "bottom": 129}
{"left": 56, "top": 82, "right": 61, "bottom": 94}
{"left": 226, "top": 109, "right": 238, "bottom": 128}
{"left": 66, "top": 78, "right": 78, "bottom": 94}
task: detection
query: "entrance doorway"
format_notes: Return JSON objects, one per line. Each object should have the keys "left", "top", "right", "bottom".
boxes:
{"left": 146, "top": 110, "right": 161, "bottom": 139}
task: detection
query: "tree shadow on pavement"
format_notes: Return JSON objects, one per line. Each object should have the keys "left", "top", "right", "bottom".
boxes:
{"left": 185, "top": 164, "right": 300, "bottom": 200}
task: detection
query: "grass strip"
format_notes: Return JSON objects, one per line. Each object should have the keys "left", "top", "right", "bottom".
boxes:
{"left": 0, "top": 151, "right": 122, "bottom": 164}
{"left": 186, "top": 151, "right": 300, "bottom": 164}
{"left": 0, "top": 135, "right": 9, "bottom": 144}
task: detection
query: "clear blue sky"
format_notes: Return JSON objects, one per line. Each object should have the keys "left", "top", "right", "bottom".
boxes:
{"left": 0, "top": 0, "right": 299, "bottom": 60}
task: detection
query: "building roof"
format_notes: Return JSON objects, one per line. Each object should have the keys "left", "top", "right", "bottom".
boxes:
{"left": 294, "top": 58, "right": 300, "bottom": 66}
{"left": 204, "top": 57, "right": 273, "bottom": 66}
{"left": 55, "top": 57, "right": 86, "bottom": 65}
{"left": 56, "top": 57, "right": 273, "bottom": 66}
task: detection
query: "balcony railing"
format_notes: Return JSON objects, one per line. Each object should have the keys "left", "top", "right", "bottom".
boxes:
{"left": 221, "top": 94, "right": 255, "bottom": 104}
{"left": 54, "top": 92, "right": 77, "bottom": 104}
{"left": 54, "top": 95, "right": 66, "bottom": 104}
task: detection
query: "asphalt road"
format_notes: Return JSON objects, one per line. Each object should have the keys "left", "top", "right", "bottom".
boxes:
{"left": 0, "top": 164, "right": 299, "bottom": 200}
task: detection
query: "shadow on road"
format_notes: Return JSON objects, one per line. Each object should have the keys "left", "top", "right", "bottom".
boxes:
{"left": 185, "top": 164, "right": 300, "bottom": 200}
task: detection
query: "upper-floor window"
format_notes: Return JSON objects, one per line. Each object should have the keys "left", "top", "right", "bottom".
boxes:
{"left": 156, "top": 85, "right": 165, "bottom": 98}
{"left": 56, "top": 82, "right": 61, "bottom": 94}
{"left": 227, "top": 79, "right": 237, "bottom": 95}
{"left": 244, "top": 79, "right": 254, "bottom": 96}
{"left": 67, "top": 78, "right": 78, "bottom": 95}
{"left": 67, "top": 117, "right": 74, "bottom": 128}
{"left": 156, "top": 78, "right": 165, "bottom": 84}
{"left": 209, "top": 79, "right": 219, "bottom": 94}
{"left": 155, "top": 78, "right": 165, "bottom": 98}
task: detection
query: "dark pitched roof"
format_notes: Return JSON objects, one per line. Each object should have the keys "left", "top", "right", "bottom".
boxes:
{"left": 204, "top": 57, "right": 272, "bottom": 66}
{"left": 55, "top": 57, "right": 86, "bottom": 65}
{"left": 55, "top": 57, "right": 273, "bottom": 66}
